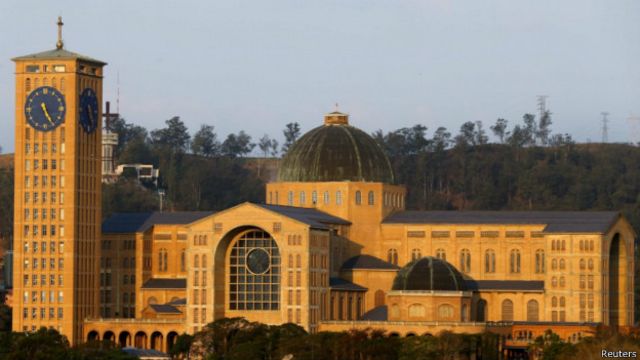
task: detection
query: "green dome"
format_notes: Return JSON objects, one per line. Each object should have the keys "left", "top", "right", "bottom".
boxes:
{"left": 392, "top": 257, "right": 467, "bottom": 292}
{"left": 277, "top": 112, "right": 395, "bottom": 183}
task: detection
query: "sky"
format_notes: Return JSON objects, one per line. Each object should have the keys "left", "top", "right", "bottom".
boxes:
{"left": 0, "top": 0, "right": 638, "bottom": 152}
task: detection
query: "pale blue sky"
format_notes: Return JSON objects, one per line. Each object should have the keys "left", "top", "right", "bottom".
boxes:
{"left": 1, "top": 0, "right": 638, "bottom": 152}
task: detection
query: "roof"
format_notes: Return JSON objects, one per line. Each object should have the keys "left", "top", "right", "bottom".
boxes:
{"left": 12, "top": 48, "right": 106, "bottom": 65}
{"left": 392, "top": 257, "right": 467, "bottom": 292}
{"left": 256, "top": 204, "right": 350, "bottom": 229}
{"left": 141, "top": 278, "right": 186, "bottom": 289}
{"left": 102, "top": 211, "right": 214, "bottom": 233}
{"left": 149, "top": 304, "right": 182, "bottom": 314}
{"left": 341, "top": 255, "right": 400, "bottom": 270}
{"left": 277, "top": 121, "right": 395, "bottom": 183}
{"left": 329, "top": 277, "right": 368, "bottom": 292}
{"left": 383, "top": 211, "right": 620, "bottom": 234}
{"left": 464, "top": 280, "right": 545, "bottom": 291}
{"left": 362, "top": 305, "right": 388, "bottom": 321}
{"left": 168, "top": 298, "right": 186, "bottom": 306}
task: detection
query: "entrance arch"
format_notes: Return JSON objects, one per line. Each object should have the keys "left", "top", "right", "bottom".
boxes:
{"left": 609, "top": 233, "right": 628, "bottom": 327}
{"left": 103, "top": 331, "right": 115, "bottom": 344}
{"left": 150, "top": 332, "right": 164, "bottom": 351}
{"left": 118, "top": 331, "right": 131, "bottom": 347}
{"left": 135, "top": 331, "right": 148, "bottom": 348}
{"left": 476, "top": 299, "right": 487, "bottom": 321}
{"left": 87, "top": 330, "right": 99, "bottom": 342}
{"left": 167, "top": 331, "right": 179, "bottom": 353}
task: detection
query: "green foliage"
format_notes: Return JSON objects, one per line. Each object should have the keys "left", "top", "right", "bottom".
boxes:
{"left": 150, "top": 116, "right": 191, "bottom": 153}
{"left": 221, "top": 131, "right": 255, "bottom": 158}
{"left": 0, "top": 163, "right": 13, "bottom": 243}
{"left": 192, "top": 124, "right": 221, "bottom": 157}
{"left": 528, "top": 330, "right": 576, "bottom": 360}
{"left": 102, "top": 179, "right": 159, "bottom": 219}
{"left": 169, "top": 333, "right": 194, "bottom": 359}
{"left": 0, "top": 303, "right": 10, "bottom": 331}
{"left": 282, "top": 122, "right": 301, "bottom": 154}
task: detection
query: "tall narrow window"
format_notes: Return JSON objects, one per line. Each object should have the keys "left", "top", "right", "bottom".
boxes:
{"left": 485, "top": 249, "right": 496, "bottom": 273}
{"left": 311, "top": 191, "right": 317, "bottom": 205}
{"left": 411, "top": 249, "right": 421, "bottom": 261}
{"left": 336, "top": 191, "right": 342, "bottom": 205}
{"left": 527, "top": 300, "right": 539, "bottom": 321}
{"left": 510, "top": 249, "right": 521, "bottom": 273}
{"left": 180, "top": 250, "right": 186, "bottom": 272}
{"left": 355, "top": 191, "right": 362, "bottom": 205}
{"left": 287, "top": 191, "right": 294, "bottom": 206}
{"left": 501, "top": 299, "right": 514, "bottom": 321}
{"left": 387, "top": 249, "right": 398, "bottom": 266}
{"left": 535, "top": 249, "right": 545, "bottom": 273}
{"left": 323, "top": 191, "right": 329, "bottom": 204}
{"left": 368, "top": 191, "right": 375, "bottom": 205}
{"left": 299, "top": 191, "right": 306, "bottom": 205}
{"left": 459, "top": 249, "right": 471, "bottom": 273}
{"left": 436, "top": 248, "right": 446, "bottom": 261}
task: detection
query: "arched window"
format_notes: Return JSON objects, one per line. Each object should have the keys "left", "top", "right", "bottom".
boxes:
{"left": 485, "top": 249, "right": 496, "bottom": 273}
{"left": 535, "top": 249, "right": 545, "bottom": 273}
{"left": 552, "top": 296, "right": 558, "bottom": 307}
{"left": 436, "top": 248, "right": 446, "bottom": 261}
{"left": 509, "top": 249, "right": 521, "bottom": 273}
{"left": 25, "top": 78, "right": 31, "bottom": 92}
{"left": 579, "top": 259, "right": 585, "bottom": 270}
{"left": 202, "top": 255, "right": 207, "bottom": 268}
{"left": 552, "top": 276, "right": 558, "bottom": 287}
{"left": 287, "top": 191, "right": 294, "bottom": 206}
{"left": 387, "top": 249, "right": 398, "bottom": 265}
{"left": 411, "top": 249, "right": 421, "bottom": 261}
{"left": 323, "top": 191, "right": 330, "bottom": 205}
{"left": 527, "top": 300, "right": 539, "bottom": 321}
{"left": 408, "top": 304, "right": 425, "bottom": 317}
{"left": 559, "top": 276, "right": 565, "bottom": 287}
{"left": 299, "top": 191, "right": 306, "bottom": 205}
{"left": 368, "top": 191, "right": 375, "bottom": 205}
{"left": 552, "top": 259, "right": 557, "bottom": 270}
{"left": 194, "top": 255, "right": 200, "bottom": 268}
{"left": 559, "top": 259, "right": 566, "bottom": 270}
{"left": 229, "top": 229, "right": 280, "bottom": 310}
{"left": 459, "top": 249, "right": 471, "bottom": 273}
{"left": 355, "top": 191, "right": 362, "bottom": 205}
{"left": 588, "top": 259, "right": 594, "bottom": 271}
{"left": 437, "top": 304, "right": 454, "bottom": 320}
{"left": 559, "top": 296, "right": 566, "bottom": 307}
{"left": 311, "top": 191, "right": 317, "bottom": 205}
{"left": 501, "top": 299, "right": 514, "bottom": 321}
{"left": 336, "top": 191, "right": 342, "bottom": 205}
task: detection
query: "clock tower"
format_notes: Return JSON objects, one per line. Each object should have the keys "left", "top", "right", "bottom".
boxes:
{"left": 11, "top": 17, "right": 106, "bottom": 344}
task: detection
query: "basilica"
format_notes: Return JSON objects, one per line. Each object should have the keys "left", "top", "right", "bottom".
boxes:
{"left": 11, "top": 19, "right": 635, "bottom": 355}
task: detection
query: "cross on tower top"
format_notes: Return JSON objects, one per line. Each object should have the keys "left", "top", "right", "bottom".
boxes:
{"left": 56, "top": 16, "right": 64, "bottom": 50}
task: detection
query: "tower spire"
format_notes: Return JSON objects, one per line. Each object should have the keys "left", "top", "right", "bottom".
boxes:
{"left": 56, "top": 16, "right": 64, "bottom": 50}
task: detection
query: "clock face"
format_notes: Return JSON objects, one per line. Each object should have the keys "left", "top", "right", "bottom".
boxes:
{"left": 24, "top": 86, "right": 66, "bottom": 132}
{"left": 246, "top": 248, "right": 270, "bottom": 274}
{"left": 79, "top": 88, "right": 99, "bottom": 134}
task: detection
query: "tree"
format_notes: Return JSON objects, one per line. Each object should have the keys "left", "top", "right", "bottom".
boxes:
{"left": 1, "top": 328, "right": 71, "bottom": 360}
{"left": 528, "top": 330, "right": 576, "bottom": 360}
{"left": 491, "top": 118, "right": 508, "bottom": 143}
{"left": 221, "top": 131, "right": 255, "bottom": 158}
{"left": 108, "top": 117, "right": 148, "bottom": 155}
{"left": 191, "top": 125, "right": 220, "bottom": 157}
{"left": 150, "top": 116, "right": 191, "bottom": 153}
{"left": 282, "top": 122, "right": 301, "bottom": 154}
{"left": 169, "top": 333, "right": 194, "bottom": 359}
{"left": 0, "top": 303, "right": 11, "bottom": 331}
{"left": 432, "top": 127, "right": 451, "bottom": 151}
{"left": 537, "top": 110, "right": 553, "bottom": 145}
{"left": 455, "top": 121, "right": 477, "bottom": 147}
{"left": 258, "top": 134, "right": 273, "bottom": 158}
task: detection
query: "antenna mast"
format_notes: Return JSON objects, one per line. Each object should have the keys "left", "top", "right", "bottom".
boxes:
{"left": 601, "top": 112, "right": 610, "bottom": 143}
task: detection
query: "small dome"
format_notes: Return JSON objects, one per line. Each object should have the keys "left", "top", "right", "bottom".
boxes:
{"left": 392, "top": 257, "right": 466, "bottom": 291}
{"left": 277, "top": 112, "right": 394, "bottom": 183}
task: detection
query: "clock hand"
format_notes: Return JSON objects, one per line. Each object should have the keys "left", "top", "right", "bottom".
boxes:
{"left": 40, "top": 103, "right": 55, "bottom": 125}
{"left": 87, "top": 104, "right": 95, "bottom": 123}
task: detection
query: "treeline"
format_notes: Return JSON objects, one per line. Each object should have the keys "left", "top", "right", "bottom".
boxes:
{"left": 372, "top": 115, "right": 640, "bottom": 233}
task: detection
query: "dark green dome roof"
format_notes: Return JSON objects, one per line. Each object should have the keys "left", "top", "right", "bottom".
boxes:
{"left": 277, "top": 112, "right": 394, "bottom": 183}
{"left": 392, "top": 257, "right": 467, "bottom": 292}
